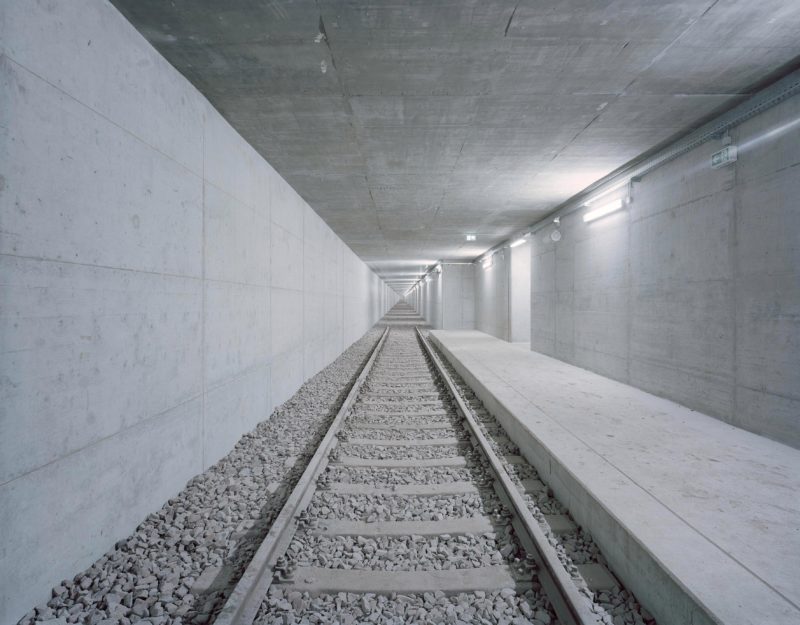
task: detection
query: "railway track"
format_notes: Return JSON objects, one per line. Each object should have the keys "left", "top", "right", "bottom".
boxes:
{"left": 215, "top": 319, "right": 608, "bottom": 625}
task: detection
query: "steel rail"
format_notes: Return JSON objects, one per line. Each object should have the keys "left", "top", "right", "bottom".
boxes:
{"left": 214, "top": 326, "right": 391, "bottom": 625}
{"left": 416, "top": 327, "right": 602, "bottom": 625}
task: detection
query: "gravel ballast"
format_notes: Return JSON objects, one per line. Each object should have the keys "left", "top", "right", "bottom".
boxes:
{"left": 307, "top": 492, "right": 502, "bottom": 523}
{"left": 340, "top": 443, "right": 465, "bottom": 460}
{"left": 326, "top": 466, "right": 479, "bottom": 486}
{"left": 286, "top": 530, "right": 521, "bottom": 571}
{"left": 342, "top": 427, "right": 460, "bottom": 441}
{"left": 350, "top": 414, "right": 458, "bottom": 428}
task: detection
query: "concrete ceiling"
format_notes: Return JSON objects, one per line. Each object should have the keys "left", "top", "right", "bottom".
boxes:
{"left": 112, "top": 0, "right": 800, "bottom": 293}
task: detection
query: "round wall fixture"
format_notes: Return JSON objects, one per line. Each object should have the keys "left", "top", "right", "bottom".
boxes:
{"left": 550, "top": 229, "right": 562, "bottom": 242}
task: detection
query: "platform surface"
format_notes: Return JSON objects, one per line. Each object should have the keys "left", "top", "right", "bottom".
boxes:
{"left": 431, "top": 330, "right": 800, "bottom": 625}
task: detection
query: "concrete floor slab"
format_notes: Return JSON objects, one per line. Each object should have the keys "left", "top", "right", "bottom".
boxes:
{"left": 279, "top": 565, "right": 528, "bottom": 595}
{"left": 576, "top": 564, "right": 618, "bottom": 592}
{"left": 431, "top": 330, "right": 800, "bottom": 625}
{"left": 313, "top": 517, "right": 495, "bottom": 537}
{"left": 327, "top": 481, "right": 480, "bottom": 497}
{"left": 345, "top": 437, "right": 461, "bottom": 447}
{"left": 334, "top": 456, "right": 468, "bottom": 468}
{"left": 543, "top": 514, "right": 577, "bottom": 535}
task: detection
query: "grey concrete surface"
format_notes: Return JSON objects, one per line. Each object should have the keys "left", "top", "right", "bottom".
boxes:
{"left": 278, "top": 565, "right": 522, "bottom": 594}
{"left": 431, "top": 330, "right": 800, "bottom": 625}
{"left": 530, "top": 94, "right": 800, "bottom": 447}
{"left": 509, "top": 244, "right": 531, "bottom": 344}
{"left": 441, "top": 263, "right": 476, "bottom": 331}
{"left": 0, "top": 1, "right": 397, "bottom": 621}
{"left": 476, "top": 251, "right": 510, "bottom": 341}
{"left": 421, "top": 270, "right": 443, "bottom": 329}
{"left": 107, "top": 0, "right": 800, "bottom": 288}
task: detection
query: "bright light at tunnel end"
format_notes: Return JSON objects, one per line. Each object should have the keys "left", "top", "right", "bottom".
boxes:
{"left": 583, "top": 197, "right": 625, "bottom": 223}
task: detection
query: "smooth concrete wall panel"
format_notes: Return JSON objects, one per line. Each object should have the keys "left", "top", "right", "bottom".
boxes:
{"left": 462, "top": 269, "right": 476, "bottom": 328}
{"left": 324, "top": 292, "right": 345, "bottom": 366}
{"left": 572, "top": 211, "right": 630, "bottom": 381}
{"left": 271, "top": 288, "right": 304, "bottom": 358}
{"left": 0, "top": 0, "right": 206, "bottom": 174}
{"left": 0, "top": 57, "right": 203, "bottom": 276}
{"left": 303, "top": 291, "right": 326, "bottom": 380}
{"left": 531, "top": 247, "right": 556, "bottom": 354}
{"left": 420, "top": 271, "right": 443, "bottom": 329}
{"left": 440, "top": 264, "right": 476, "bottom": 331}
{"left": 627, "top": 139, "right": 736, "bottom": 418}
{"left": 529, "top": 95, "right": 800, "bottom": 447}
{"left": 303, "top": 290, "right": 326, "bottom": 345}
{"left": 442, "top": 266, "right": 462, "bottom": 330}
{"left": 509, "top": 246, "right": 531, "bottom": 344}
{"left": 0, "top": 1, "right": 396, "bottom": 620}
{"left": 201, "top": 101, "right": 273, "bottom": 473}
{"left": 0, "top": 255, "right": 203, "bottom": 485}
{"left": 203, "top": 364, "right": 270, "bottom": 467}
{"left": 476, "top": 251, "right": 509, "bottom": 341}
{"left": 203, "top": 281, "right": 270, "bottom": 388}
{"left": 322, "top": 235, "right": 344, "bottom": 365}
{"left": 271, "top": 224, "right": 304, "bottom": 292}
{"left": 732, "top": 98, "right": 800, "bottom": 442}
{"left": 428, "top": 272, "right": 443, "bottom": 329}
{"left": 203, "top": 182, "right": 270, "bottom": 286}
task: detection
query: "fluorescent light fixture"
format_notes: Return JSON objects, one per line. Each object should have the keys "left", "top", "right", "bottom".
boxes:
{"left": 583, "top": 198, "right": 624, "bottom": 223}
{"left": 584, "top": 180, "right": 629, "bottom": 206}
{"left": 509, "top": 237, "right": 528, "bottom": 248}
{"left": 465, "top": 234, "right": 477, "bottom": 241}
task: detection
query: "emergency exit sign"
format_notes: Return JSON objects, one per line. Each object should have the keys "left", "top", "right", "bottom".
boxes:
{"left": 711, "top": 145, "right": 737, "bottom": 169}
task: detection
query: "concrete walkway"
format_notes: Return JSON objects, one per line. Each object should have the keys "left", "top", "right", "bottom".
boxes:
{"left": 431, "top": 330, "right": 800, "bottom": 625}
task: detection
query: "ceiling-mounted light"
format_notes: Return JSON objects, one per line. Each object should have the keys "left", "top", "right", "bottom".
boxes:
{"left": 465, "top": 234, "right": 477, "bottom": 241}
{"left": 584, "top": 180, "right": 629, "bottom": 206}
{"left": 509, "top": 237, "right": 528, "bottom": 248}
{"left": 583, "top": 198, "right": 625, "bottom": 223}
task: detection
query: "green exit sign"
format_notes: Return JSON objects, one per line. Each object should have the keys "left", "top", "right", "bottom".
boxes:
{"left": 711, "top": 145, "right": 737, "bottom": 169}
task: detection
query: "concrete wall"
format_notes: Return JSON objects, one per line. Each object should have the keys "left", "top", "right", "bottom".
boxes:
{"left": 0, "top": 1, "right": 396, "bottom": 621}
{"left": 441, "top": 264, "right": 476, "bottom": 330}
{"left": 422, "top": 271, "right": 443, "bottom": 329}
{"left": 509, "top": 245, "right": 532, "bottom": 344}
{"left": 476, "top": 251, "right": 509, "bottom": 341}
{"left": 412, "top": 283, "right": 422, "bottom": 316}
{"left": 408, "top": 264, "right": 474, "bottom": 330}
{"left": 530, "top": 95, "right": 800, "bottom": 448}
{"left": 407, "top": 289, "right": 418, "bottom": 314}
